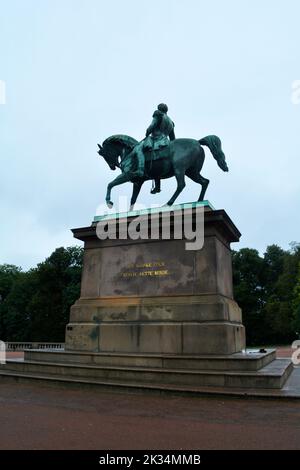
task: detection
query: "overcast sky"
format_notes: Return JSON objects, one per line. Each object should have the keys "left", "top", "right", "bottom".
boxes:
{"left": 0, "top": 0, "right": 299, "bottom": 269}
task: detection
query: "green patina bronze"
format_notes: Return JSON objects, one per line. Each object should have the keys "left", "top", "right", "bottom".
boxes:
{"left": 94, "top": 200, "right": 215, "bottom": 222}
{"left": 98, "top": 104, "right": 228, "bottom": 209}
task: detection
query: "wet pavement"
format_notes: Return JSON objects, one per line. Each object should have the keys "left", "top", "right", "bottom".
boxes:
{"left": 0, "top": 381, "right": 300, "bottom": 449}
{"left": 1, "top": 346, "right": 299, "bottom": 450}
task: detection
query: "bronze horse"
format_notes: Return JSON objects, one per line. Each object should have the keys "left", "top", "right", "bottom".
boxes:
{"left": 98, "top": 135, "right": 228, "bottom": 210}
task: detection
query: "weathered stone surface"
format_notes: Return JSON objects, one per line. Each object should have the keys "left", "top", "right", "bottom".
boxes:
{"left": 24, "top": 349, "right": 277, "bottom": 372}
{"left": 65, "top": 207, "right": 246, "bottom": 355}
{"left": 69, "top": 295, "right": 242, "bottom": 323}
{"left": 0, "top": 356, "right": 293, "bottom": 390}
{"left": 0, "top": 206, "right": 295, "bottom": 396}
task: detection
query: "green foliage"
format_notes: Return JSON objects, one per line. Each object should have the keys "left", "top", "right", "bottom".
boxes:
{"left": 0, "top": 246, "right": 83, "bottom": 342}
{"left": 0, "top": 270, "right": 38, "bottom": 341}
{"left": 233, "top": 243, "right": 300, "bottom": 346}
{"left": 232, "top": 248, "right": 266, "bottom": 345}
{"left": 0, "top": 264, "right": 22, "bottom": 300}
{"left": 0, "top": 264, "right": 24, "bottom": 339}
{"left": 293, "top": 262, "right": 300, "bottom": 335}
{"left": 1, "top": 241, "right": 299, "bottom": 346}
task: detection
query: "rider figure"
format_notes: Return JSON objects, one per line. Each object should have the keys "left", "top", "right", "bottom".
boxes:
{"left": 134, "top": 103, "right": 175, "bottom": 192}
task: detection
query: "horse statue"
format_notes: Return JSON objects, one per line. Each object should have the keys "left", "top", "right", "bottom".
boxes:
{"left": 98, "top": 134, "right": 228, "bottom": 210}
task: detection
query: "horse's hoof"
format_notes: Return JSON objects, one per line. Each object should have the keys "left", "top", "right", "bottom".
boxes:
{"left": 106, "top": 201, "right": 113, "bottom": 209}
{"left": 129, "top": 205, "right": 134, "bottom": 212}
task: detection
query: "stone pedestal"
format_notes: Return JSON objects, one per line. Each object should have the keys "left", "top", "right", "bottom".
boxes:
{"left": 65, "top": 202, "right": 246, "bottom": 355}
{"left": 1, "top": 202, "right": 295, "bottom": 396}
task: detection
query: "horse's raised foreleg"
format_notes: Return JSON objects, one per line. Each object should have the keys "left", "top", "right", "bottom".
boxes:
{"left": 166, "top": 171, "right": 186, "bottom": 206}
{"left": 186, "top": 169, "right": 209, "bottom": 201}
{"left": 130, "top": 182, "right": 143, "bottom": 211}
{"left": 106, "top": 173, "right": 130, "bottom": 208}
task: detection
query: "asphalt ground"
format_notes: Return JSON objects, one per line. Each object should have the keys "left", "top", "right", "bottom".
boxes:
{"left": 0, "top": 347, "right": 299, "bottom": 450}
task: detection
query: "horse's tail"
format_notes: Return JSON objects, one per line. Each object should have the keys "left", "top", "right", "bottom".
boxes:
{"left": 199, "top": 135, "right": 229, "bottom": 172}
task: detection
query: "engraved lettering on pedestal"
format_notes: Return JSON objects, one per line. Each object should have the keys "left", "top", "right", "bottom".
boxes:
{"left": 120, "top": 260, "right": 171, "bottom": 278}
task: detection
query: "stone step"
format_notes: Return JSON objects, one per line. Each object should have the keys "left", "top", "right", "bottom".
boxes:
{"left": 24, "top": 349, "right": 276, "bottom": 372}
{"left": 0, "top": 364, "right": 298, "bottom": 399}
{"left": 1, "top": 358, "right": 292, "bottom": 389}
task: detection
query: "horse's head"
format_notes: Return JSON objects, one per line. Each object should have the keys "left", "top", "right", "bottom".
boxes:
{"left": 97, "top": 135, "right": 139, "bottom": 172}
{"left": 97, "top": 142, "right": 119, "bottom": 171}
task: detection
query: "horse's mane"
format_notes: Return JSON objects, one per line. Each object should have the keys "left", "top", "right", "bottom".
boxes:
{"left": 103, "top": 134, "right": 138, "bottom": 150}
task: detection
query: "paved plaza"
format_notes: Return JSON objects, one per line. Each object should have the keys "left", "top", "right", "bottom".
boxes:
{"left": 0, "top": 347, "right": 299, "bottom": 450}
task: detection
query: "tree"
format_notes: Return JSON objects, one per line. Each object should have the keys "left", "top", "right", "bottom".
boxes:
{"left": 232, "top": 244, "right": 300, "bottom": 345}
{"left": 264, "top": 244, "right": 300, "bottom": 343}
{"left": 0, "top": 264, "right": 23, "bottom": 339}
{"left": 0, "top": 270, "right": 37, "bottom": 341}
{"left": 263, "top": 245, "right": 285, "bottom": 296}
{"left": 0, "top": 246, "right": 83, "bottom": 342}
{"left": 232, "top": 248, "right": 266, "bottom": 345}
{"left": 293, "top": 262, "right": 300, "bottom": 337}
{"left": 1, "top": 242, "right": 300, "bottom": 346}
{"left": 28, "top": 246, "right": 84, "bottom": 341}
{"left": 0, "top": 264, "right": 22, "bottom": 301}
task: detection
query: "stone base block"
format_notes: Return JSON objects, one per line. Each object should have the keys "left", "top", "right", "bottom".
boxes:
{"left": 0, "top": 352, "right": 293, "bottom": 392}
{"left": 66, "top": 321, "right": 245, "bottom": 355}
{"left": 66, "top": 294, "right": 245, "bottom": 355}
{"left": 24, "top": 349, "right": 276, "bottom": 371}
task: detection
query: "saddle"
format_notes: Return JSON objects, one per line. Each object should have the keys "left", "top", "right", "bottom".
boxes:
{"left": 143, "top": 134, "right": 171, "bottom": 163}
{"left": 144, "top": 144, "right": 170, "bottom": 163}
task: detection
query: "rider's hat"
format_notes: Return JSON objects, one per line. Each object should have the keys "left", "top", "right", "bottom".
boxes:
{"left": 157, "top": 103, "right": 168, "bottom": 113}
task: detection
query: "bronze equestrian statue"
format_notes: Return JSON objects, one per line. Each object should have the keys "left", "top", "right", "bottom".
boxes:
{"left": 98, "top": 104, "right": 229, "bottom": 210}
{"left": 135, "top": 103, "right": 175, "bottom": 194}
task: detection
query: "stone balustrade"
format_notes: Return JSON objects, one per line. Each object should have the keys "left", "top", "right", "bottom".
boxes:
{"left": 5, "top": 342, "right": 65, "bottom": 351}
